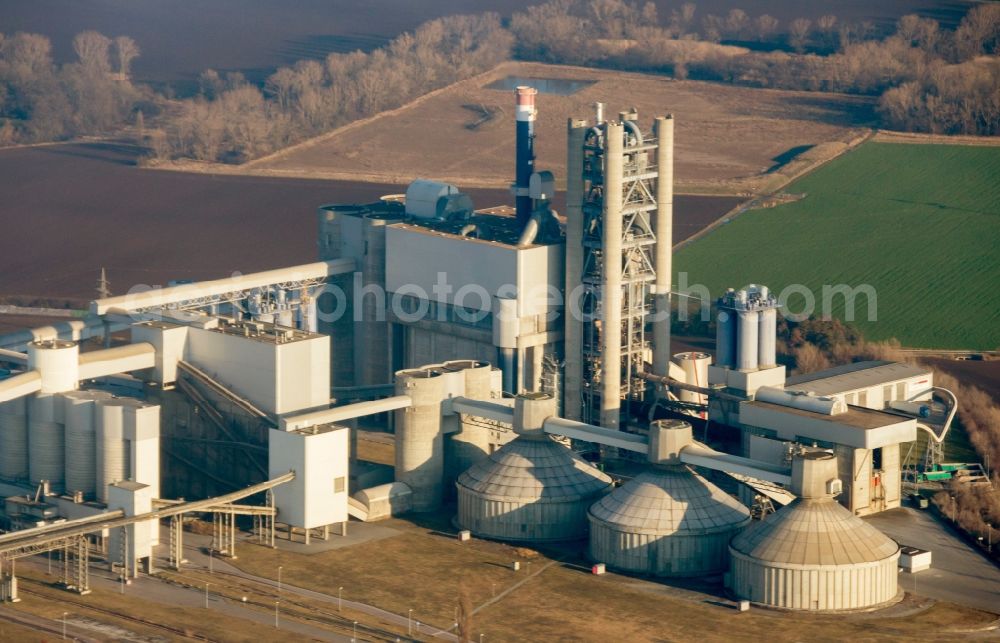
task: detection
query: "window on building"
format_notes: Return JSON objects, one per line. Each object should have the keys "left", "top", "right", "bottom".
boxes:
{"left": 334, "top": 476, "right": 346, "bottom": 493}
{"left": 883, "top": 385, "right": 893, "bottom": 403}
{"left": 873, "top": 447, "right": 883, "bottom": 471}
{"left": 858, "top": 391, "right": 868, "bottom": 407}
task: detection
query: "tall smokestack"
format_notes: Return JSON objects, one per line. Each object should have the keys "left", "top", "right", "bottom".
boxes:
{"left": 652, "top": 115, "right": 674, "bottom": 378}
{"left": 514, "top": 86, "right": 537, "bottom": 229}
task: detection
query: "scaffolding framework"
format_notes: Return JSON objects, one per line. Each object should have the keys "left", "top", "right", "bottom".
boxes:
{"left": 580, "top": 121, "right": 659, "bottom": 427}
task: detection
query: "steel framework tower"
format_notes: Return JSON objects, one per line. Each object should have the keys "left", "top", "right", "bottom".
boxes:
{"left": 567, "top": 109, "right": 673, "bottom": 428}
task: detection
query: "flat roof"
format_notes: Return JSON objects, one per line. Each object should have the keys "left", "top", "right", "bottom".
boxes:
{"left": 740, "top": 399, "right": 917, "bottom": 449}
{"left": 745, "top": 400, "right": 906, "bottom": 430}
{"left": 208, "top": 320, "right": 321, "bottom": 345}
{"left": 320, "top": 200, "right": 560, "bottom": 248}
{"left": 290, "top": 423, "right": 348, "bottom": 437}
{"left": 785, "top": 360, "right": 930, "bottom": 396}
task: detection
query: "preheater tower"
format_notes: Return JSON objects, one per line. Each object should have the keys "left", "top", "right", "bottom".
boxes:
{"left": 566, "top": 109, "right": 674, "bottom": 427}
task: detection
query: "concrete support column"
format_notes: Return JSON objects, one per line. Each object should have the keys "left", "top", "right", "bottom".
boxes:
{"left": 359, "top": 215, "right": 400, "bottom": 386}
{"left": 652, "top": 115, "right": 674, "bottom": 377}
{"left": 564, "top": 119, "right": 588, "bottom": 421}
{"left": 601, "top": 122, "right": 624, "bottom": 430}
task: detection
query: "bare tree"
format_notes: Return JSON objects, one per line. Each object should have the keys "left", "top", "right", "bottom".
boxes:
{"left": 702, "top": 14, "right": 723, "bottom": 43}
{"left": 817, "top": 14, "right": 837, "bottom": 48}
{"left": 670, "top": 2, "right": 696, "bottom": 37}
{"left": 954, "top": 3, "right": 1000, "bottom": 60}
{"left": 725, "top": 9, "right": 749, "bottom": 40}
{"left": 755, "top": 15, "right": 779, "bottom": 42}
{"left": 788, "top": 18, "right": 812, "bottom": 53}
{"left": 72, "top": 30, "right": 111, "bottom": 75}
{"left": 113, "top": 36, "right": 139, "bottom": 79}
{"left": 897, "top": 14, "right": 940, "bottom": 52}
{"left": 2, "top": 32, "right": 53, "bottom": 78}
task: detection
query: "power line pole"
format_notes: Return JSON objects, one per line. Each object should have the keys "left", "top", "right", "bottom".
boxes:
{"left": 96, "top": 268, "right": 112, "bottom": 299}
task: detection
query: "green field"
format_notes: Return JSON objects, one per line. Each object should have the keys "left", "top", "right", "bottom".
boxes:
{"left": 674, "top": 142, "right": 1000, "bottom": 350}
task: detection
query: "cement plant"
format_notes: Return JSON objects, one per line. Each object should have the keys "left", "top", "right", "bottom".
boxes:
{"left": 0, "top": 84, "right": 997, "bottom": 640}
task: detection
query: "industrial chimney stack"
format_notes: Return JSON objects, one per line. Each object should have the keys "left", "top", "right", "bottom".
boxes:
{"left": 514, "top": 86, "right": 537, "bottom": 230}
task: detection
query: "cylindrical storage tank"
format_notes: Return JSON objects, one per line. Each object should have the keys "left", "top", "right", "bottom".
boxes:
{"left": 445, "top": 361, "right": 494, "bottom": 484}
{"left": 456, "top": 434, "right": 613, "bottom": 542}
{"left": 28, "top": 393, "right": 65, "bottom": 491}
{"left": 0, "top": 397, "right": 29, "bottom": 481}
{"left": 588, "top": 466, "right": 750, "bottom": 577}
{"left": 394, "top": 367, "right": 446, "bottom": 512}
{"left": 96, "top": 398, "right": 139, "bottom": 503}
{"left": 404, "top": 179, "right": 459, "bottom": 219}
{"left": 736, "top": 309, "right": 759, "bottom": 371}
{"left": 757, "top": 307, "right": 777, "bottom": 369}
{"left": 62, "top": 390, "right": 114, "bottom": 499}
{"left": 27, "top": 340, "right": 79, "bottom": 393}
{"left": 729, "top": 452, "right": 900, "bottom": 611}
{"left": 671, "top": 352, "right": 711, "bottom": 404}
{"left": 715, "top": 307, "right": 736, "bottom": 369}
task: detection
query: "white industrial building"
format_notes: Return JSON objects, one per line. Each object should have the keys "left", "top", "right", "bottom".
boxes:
{"left": 0, "top": 85, "right": 961, "bottom": 613}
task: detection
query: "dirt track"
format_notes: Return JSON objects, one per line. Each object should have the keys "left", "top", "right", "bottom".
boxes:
{"left": 246, "top": 62, "right": 875, "bottom": 193}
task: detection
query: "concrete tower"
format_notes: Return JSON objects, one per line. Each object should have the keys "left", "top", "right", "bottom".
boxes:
{"left": 567, "top": 108, "right": 671, "bottom": 428}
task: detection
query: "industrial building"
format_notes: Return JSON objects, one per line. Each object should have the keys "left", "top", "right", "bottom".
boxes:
{"left": 0, "top": 85, "right": 960, "bottom": 612}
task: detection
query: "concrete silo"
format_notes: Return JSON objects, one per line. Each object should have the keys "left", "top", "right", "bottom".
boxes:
{"left": 456, "top": 393, "right": 612, "bottom": 542}
{"left": 394, "top": 366, "right": 447, "bottom": 512}
{"left": 62, "top": 389, "right": 114, "bottom": 498}
{"left": 588, "top": 420, "right": 750, "bottom": 577}
{"left": 729, "top": 451, "right": 900, "bottom": 610}
{"left": 444, "top": 360, "right": 500, "bottom": 485}
{"left": 0, "top": 396, "right": 28, "bottom": 481}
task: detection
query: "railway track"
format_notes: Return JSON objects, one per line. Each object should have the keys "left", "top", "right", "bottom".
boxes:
{"left": 163, "top": 568, "right": 423, "bottom": 641}
{"left": 18, "top": 586, "right": 212, "bottom": 641}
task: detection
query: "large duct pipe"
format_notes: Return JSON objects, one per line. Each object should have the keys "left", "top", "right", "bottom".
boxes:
{"left": 514, "top": 86, "right": 537, "bottom": 230}
{"left": 652, "top": 115, "right": 674, "bottom": 378}
{"left": 601, "top": 122, "right": 624, "bottom": 429}
{"left": 564, "top": 119, "right": 588, "bottom": 421}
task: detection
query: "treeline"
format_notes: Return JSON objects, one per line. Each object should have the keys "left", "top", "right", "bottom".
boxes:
{"left": 151, "top": 13, "right": 511, "bottom": 162}
{"left": 0, "top": 31, "right": 145, "bottom": 143}
{"left": 930, "top": 367, "right": 1000, "bottom": 558}
{"left": 2, "top": 2, "right": 998, "bottom": 156}
{"left": 510, "top": 1, "right": 1000, "bottom": 135}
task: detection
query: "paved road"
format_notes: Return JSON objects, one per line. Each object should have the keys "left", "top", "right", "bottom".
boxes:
{"left": 865, "top": 507, "right": 1000, "bottom": 614}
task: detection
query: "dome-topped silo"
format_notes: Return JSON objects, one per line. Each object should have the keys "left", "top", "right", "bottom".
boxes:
{"left": 456, "top": 393, "right": 612, "bottom": 542}
{"left": 729, "top": 451, "right": 900, "bottom": 611}
{"left": 588, "top": 420, "right": 751, "bottom": 577}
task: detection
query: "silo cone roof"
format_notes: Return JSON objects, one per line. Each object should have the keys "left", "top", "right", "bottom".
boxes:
{"left": 588, "top": 467, "right": 751, "bottom": 536}
{"left": 730, "top": 498, "right": 899, "bottom": 566}
{"left": 457, "top": 436, "right": 612, "bottom": 503}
